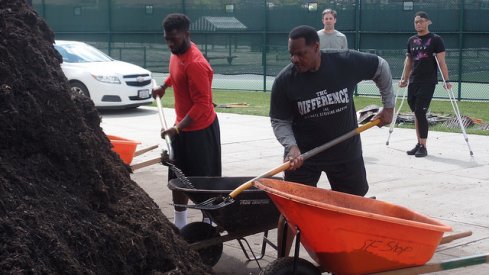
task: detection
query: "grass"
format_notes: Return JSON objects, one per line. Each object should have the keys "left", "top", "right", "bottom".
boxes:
{"left": 157, "top": 88, "right": 271, "bottom": 116}
{"left": 155, "top": 88, "right": 489, "bottom": 136}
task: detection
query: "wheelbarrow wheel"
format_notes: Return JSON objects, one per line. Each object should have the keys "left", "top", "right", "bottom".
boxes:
{"left": 179, "top": 222, "right": 223, "bottom": 266}
{"left": 260, "top": 257, "right": 320, "bottom": 275}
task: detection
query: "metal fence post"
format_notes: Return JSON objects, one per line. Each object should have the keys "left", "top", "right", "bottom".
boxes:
{"left": 41, "top": 0, "right": 46, "bottom": 18}
{"left": 263, "top": 0, "right": 268, "bottom": 92}
{"left": 143, "top": 47, "right": 147, "bottom": 68}
{"left": 355, "top": 0, "right": 361, "bottom": 51}
{"left": 457, "top": 0, "right": 465, "bottom": 101}
{"left": 108, "top": 0, "right": 112, "bottom": 57}
{"left": 354, "top": 0, "right": 361, "bottom": 96}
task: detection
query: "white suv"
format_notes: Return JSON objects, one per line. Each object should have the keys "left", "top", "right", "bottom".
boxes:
{"left": 54, "top": 40, "right": 154, "bottom": 109}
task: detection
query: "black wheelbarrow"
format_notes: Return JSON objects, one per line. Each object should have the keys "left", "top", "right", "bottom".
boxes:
{"left": 168, "top": 176, "right": 281, "bottom": 267}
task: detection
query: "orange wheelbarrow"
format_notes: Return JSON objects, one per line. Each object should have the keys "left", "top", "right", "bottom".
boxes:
{"left": 106, "top": 135, "right": 157, "bottom": 166}
{"left": 254, "top": 178, "right": 489, "bottom": 275}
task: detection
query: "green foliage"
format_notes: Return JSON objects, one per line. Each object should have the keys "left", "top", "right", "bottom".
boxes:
{"left": 158, "top": 88, "right": 271, "bottom": 116}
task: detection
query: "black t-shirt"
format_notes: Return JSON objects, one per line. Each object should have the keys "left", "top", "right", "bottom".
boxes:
{"left": 407, "top": 33, "right": 446, "bottom": 84}
{"left": 270, "top": 50, "right": 379, "bottom": 164}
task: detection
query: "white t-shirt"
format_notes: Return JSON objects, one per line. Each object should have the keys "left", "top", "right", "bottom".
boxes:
{"left": 317, "top": 29, "right": 348, "bottom": 50}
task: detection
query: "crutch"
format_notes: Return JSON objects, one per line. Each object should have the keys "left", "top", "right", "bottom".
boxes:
{"left": 156, "top": 95, "right": 174, "bottom": 160}
{"left": 434, "top": 54, "right": 474, "bottom": 156}
{"left": 386, "top": 66, "right": 408, "bottom": 146}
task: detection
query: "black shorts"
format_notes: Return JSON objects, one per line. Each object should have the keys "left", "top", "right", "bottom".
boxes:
{"left": 169, "top": 117, "right": 222, "bottom": 179}
{"left": 284, "top": 157, "right": 368, "bottom": 196}
{"left": 407, "top": 83, "right": 436, "bottom": 112}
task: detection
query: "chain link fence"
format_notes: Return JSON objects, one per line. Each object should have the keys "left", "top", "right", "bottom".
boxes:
{"left": 32, "top": 0, "right": 489, "bottom": 100}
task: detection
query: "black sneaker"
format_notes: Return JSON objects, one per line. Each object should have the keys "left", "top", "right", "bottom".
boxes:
{"left": 415, "top": 145, "right": 428, "bottom": 158}
{"left": 407, "top": 143, "right": 420, "bottom": 155}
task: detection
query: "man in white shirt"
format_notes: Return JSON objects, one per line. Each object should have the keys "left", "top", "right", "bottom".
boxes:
{"left": 317, "top": 9, "right": 348, "bottom": 50}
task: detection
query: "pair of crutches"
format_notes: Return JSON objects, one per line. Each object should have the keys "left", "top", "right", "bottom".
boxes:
{"left": 386, "top": 55, "right": 474, "bottom": 156}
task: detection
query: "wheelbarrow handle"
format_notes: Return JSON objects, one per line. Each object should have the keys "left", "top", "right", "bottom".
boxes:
{"left": 371, "top": 253, "right": 489, "bottom": 275}
{"left": 439, "top": 230, "right": 472, "bottom": 245}
{"left": 134, "top": 144, "right": 158, "bottom": 157}
{"left": 228, "top": 119, "right": 380, "bottom": 199}
{"left": 130, "top": 156, "right": 161, "bottom": 171}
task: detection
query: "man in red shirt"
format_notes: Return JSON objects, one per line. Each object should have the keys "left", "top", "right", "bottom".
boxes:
{"left": 152, "top": 13, "right": 221, "bottom": 229}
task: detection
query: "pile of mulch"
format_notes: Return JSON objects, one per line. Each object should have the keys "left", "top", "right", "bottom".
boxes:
{"left": 0, "top": 1, "right": 211, "bottom": 274}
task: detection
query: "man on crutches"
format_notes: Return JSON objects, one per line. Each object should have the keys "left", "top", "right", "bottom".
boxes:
{"left": 399, "top": 11, "right": 451, "bottom": 157}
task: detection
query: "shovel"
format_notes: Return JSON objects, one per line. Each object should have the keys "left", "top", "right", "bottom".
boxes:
{"left": 156, "top": 95, "right": 173, "bottom": 160}
{"left": 181, "top": 119, "right": 381, "bottom": 210}
{"left": 130, "top": 97, "right": 173, "bottom": 171}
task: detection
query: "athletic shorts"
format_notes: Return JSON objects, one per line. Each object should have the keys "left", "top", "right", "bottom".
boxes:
{"left": 284, "top": 157, "right": 368, "bottom": 196}
{"left": 168, "top": 117, "right": 222, "bottom": 180}
{"left": 407, "top": 83, "right": 436, "bottom": 113}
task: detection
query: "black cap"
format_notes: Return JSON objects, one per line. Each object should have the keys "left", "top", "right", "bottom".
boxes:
{"left": 415, "top": 11, "right": 430, "bottom": 20}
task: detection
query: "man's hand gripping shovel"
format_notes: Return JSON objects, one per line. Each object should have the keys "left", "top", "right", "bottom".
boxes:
{"left": 179, "top": 119, "right": 381, "bottom": 211}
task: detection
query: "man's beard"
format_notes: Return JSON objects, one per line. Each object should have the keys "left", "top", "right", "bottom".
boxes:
{"left": 171, "top": 41, "right": 190, "bottom": 55}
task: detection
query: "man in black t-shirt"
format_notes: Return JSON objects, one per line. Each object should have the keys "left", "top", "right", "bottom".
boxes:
{"left": 269, "top": 25, "right": 394, "bottom": 257}
{"left": 399, "top": 11, "right": 452, "bottom": 157}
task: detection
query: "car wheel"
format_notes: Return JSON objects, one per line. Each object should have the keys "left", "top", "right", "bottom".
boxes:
{"left": 70, "top": 81, "right": 90, "bottom": 98}
{"left": 260, "top": 257, "right": 321, "bottom": 275}
{"left": 179, "top": 222, "right": 223, "bottom": 266}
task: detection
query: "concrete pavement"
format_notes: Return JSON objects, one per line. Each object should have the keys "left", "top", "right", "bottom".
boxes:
{"left": 100, "top": 106, "right": 489, "bottom": 274}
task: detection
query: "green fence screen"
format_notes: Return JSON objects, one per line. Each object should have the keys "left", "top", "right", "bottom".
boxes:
{"left": 32, "top": 0, "right": 489, "bottom": 100}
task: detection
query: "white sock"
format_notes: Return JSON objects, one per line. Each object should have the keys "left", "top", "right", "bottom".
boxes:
{"left": 174, "top": 210, "right": 187, "bottom": 229}
{"left": 203, "top": 217, "right": 211, "bottom": 224}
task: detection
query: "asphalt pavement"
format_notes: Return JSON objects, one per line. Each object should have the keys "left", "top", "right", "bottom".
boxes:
{"left": 100, "top": 106, "right": 489, "bottom": 274}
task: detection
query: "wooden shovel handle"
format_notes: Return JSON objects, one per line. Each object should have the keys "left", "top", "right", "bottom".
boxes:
{"left": 228, "top": 119, "right": 380, "bottom": 199}
{"left": 301, "top": 119, "right": 380, "bottom": 161}
{"left": 229, "top": 162, "right": 291, "bottom": 198}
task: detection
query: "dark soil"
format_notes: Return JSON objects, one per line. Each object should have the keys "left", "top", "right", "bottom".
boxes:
{"left": 0, "top": 1, "right": 212, "bottom": 274}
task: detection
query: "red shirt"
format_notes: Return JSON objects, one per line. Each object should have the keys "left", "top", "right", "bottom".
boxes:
{"left": 164, "top": 43, "right": 216, "bottom": 131}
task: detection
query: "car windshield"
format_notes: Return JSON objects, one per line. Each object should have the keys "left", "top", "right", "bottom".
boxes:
{"left": 54, "top": 43, "right": 113, "bottom": 63}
